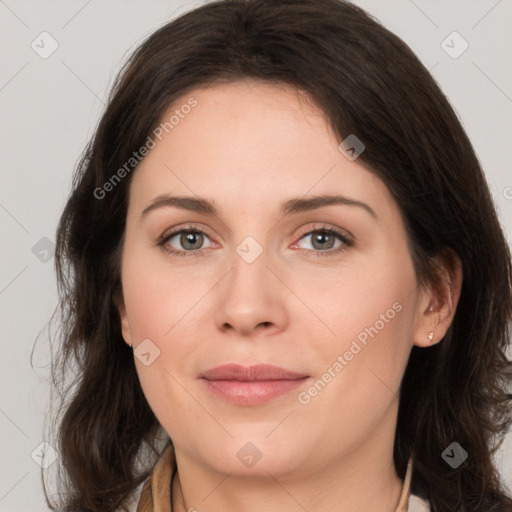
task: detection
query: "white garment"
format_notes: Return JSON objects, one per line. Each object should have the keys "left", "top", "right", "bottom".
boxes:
{"left": 408, "top": 493, "right": 431, "bottom": 512}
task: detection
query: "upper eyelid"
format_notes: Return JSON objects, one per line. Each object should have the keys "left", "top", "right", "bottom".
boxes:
{"left": 160, "top": 224, "right": 214, "bottom": 241}
{"left": 296, "top": 223, "right": 353, "bottom": 239}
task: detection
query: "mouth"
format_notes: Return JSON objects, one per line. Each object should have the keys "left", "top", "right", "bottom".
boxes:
{"left": 199, "top": 363, "right": 311, "bottom": 406}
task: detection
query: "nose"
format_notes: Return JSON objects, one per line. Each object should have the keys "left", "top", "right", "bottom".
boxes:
{"left": 214, "top": 246, "right": 289, "bottom": 337}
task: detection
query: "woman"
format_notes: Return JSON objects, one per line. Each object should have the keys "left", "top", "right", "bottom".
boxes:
{"left": 46, "top": 0, "right": 512, "bottom": 511}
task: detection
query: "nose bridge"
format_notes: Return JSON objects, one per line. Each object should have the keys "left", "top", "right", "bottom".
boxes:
{"left": 229, "top": 233, "right": 273, "bottom": 301}
{"left": 213, "top": 232, "right": 287, "bottom": 334}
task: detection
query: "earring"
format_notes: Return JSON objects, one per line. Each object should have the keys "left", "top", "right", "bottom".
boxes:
{"left": 427, "top": 332, "right": 434, "bottom": 342}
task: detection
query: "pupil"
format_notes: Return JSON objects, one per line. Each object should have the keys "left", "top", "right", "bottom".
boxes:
{"left": 313, "top": 231, "right": 333, "bottom": 250}
{"left": 183, "top": 231, "right": 202, "bottom": 250}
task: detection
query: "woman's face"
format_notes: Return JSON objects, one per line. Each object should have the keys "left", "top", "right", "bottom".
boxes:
{"left": 118, "top": 79, "right": 437, "bottom": 479}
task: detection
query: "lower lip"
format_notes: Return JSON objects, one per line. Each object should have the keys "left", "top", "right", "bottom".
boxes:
{"left": 201, "top": 377, "right": 310, "bottom": 405}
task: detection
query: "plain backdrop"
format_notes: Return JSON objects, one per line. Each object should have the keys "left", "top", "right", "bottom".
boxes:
{"left": 1, "top": 1, "right": 511, "bottom": 510}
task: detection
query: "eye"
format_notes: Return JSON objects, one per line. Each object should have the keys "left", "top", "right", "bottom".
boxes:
{"left": 292, "top": 224, "right": 353, "bottom": 256}
{"left": 157, "top": 226, "right": 214, "bottom": 257}
{"left": 157, "top": 223, "right": 353, "bottom": 258}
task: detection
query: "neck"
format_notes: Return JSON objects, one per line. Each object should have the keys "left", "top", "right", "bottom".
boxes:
{"left": 171, "top": 410, "right": 403, "bottom": 512}
{"left": 173, "top": 467, "right": 402, "bottom": 512}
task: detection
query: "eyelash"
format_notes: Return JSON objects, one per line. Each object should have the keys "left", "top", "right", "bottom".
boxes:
{"left": 156, "top": 224, "right": 353, "bottom": 258}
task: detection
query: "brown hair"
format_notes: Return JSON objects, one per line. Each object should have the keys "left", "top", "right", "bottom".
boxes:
{"left": 46, "top": 0, "right": 512, "bottom": 510}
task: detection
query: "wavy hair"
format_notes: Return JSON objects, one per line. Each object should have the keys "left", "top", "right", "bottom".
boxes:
{"left": 45, "top": 0, "right": 512, "bottom": 510}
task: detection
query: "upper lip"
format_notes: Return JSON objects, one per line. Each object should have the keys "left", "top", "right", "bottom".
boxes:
{"left": 200, "top": 364, "right": 308, "bottom": 381}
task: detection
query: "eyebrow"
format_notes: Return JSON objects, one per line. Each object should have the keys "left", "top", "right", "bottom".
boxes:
{"left": 140, "top": 193, "right": 378, "bottom": 221}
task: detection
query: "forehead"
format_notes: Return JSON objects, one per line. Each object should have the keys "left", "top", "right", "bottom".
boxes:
{"left": 142, "top": 79, "right": 338, "bottom": 168}
{"left": 128, "top": 79, "right": 393, "bottom": 221}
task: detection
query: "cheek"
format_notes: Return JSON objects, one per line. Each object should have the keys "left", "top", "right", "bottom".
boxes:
{"left": 300, "top": 245, "right": 416, "bottom": 348}
{"left": 297, "top": 247, "right": 416, "bottom": 405}
{"left": 120, "top": 243, "right": 212, "bottom": 426}
{"left": 121, "top": 241, "right": 204, "bottom": 342}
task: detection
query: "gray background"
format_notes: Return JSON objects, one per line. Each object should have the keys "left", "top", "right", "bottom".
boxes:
{"left": 1, "top": 0, "right": 511, "bottom": 510}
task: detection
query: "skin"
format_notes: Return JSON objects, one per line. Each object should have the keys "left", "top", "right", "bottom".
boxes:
{"left": 117, "top": 79, "right": 462, "bottom": 512}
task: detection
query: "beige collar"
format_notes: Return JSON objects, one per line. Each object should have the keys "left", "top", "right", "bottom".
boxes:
{"left": 136, "top": 443, "right": 413, "bottom": 512}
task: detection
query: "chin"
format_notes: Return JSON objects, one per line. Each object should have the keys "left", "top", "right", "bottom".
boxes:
{"left": 196, "top": 435, "right": 307, "bottom": 478}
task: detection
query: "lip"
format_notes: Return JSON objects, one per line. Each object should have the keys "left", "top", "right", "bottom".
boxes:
{"left": 200, "top": 363, "right": 308, "bottom": 381}
{"left": 200, "top": 364, "right": 310, "bottom": 406}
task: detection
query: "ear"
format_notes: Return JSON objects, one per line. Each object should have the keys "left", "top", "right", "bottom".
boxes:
{"left": 413, "top": 248, "right": 463, "bottom": 348}
{"left": 113, "top": 287, "right": 133, "bottom": 348}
